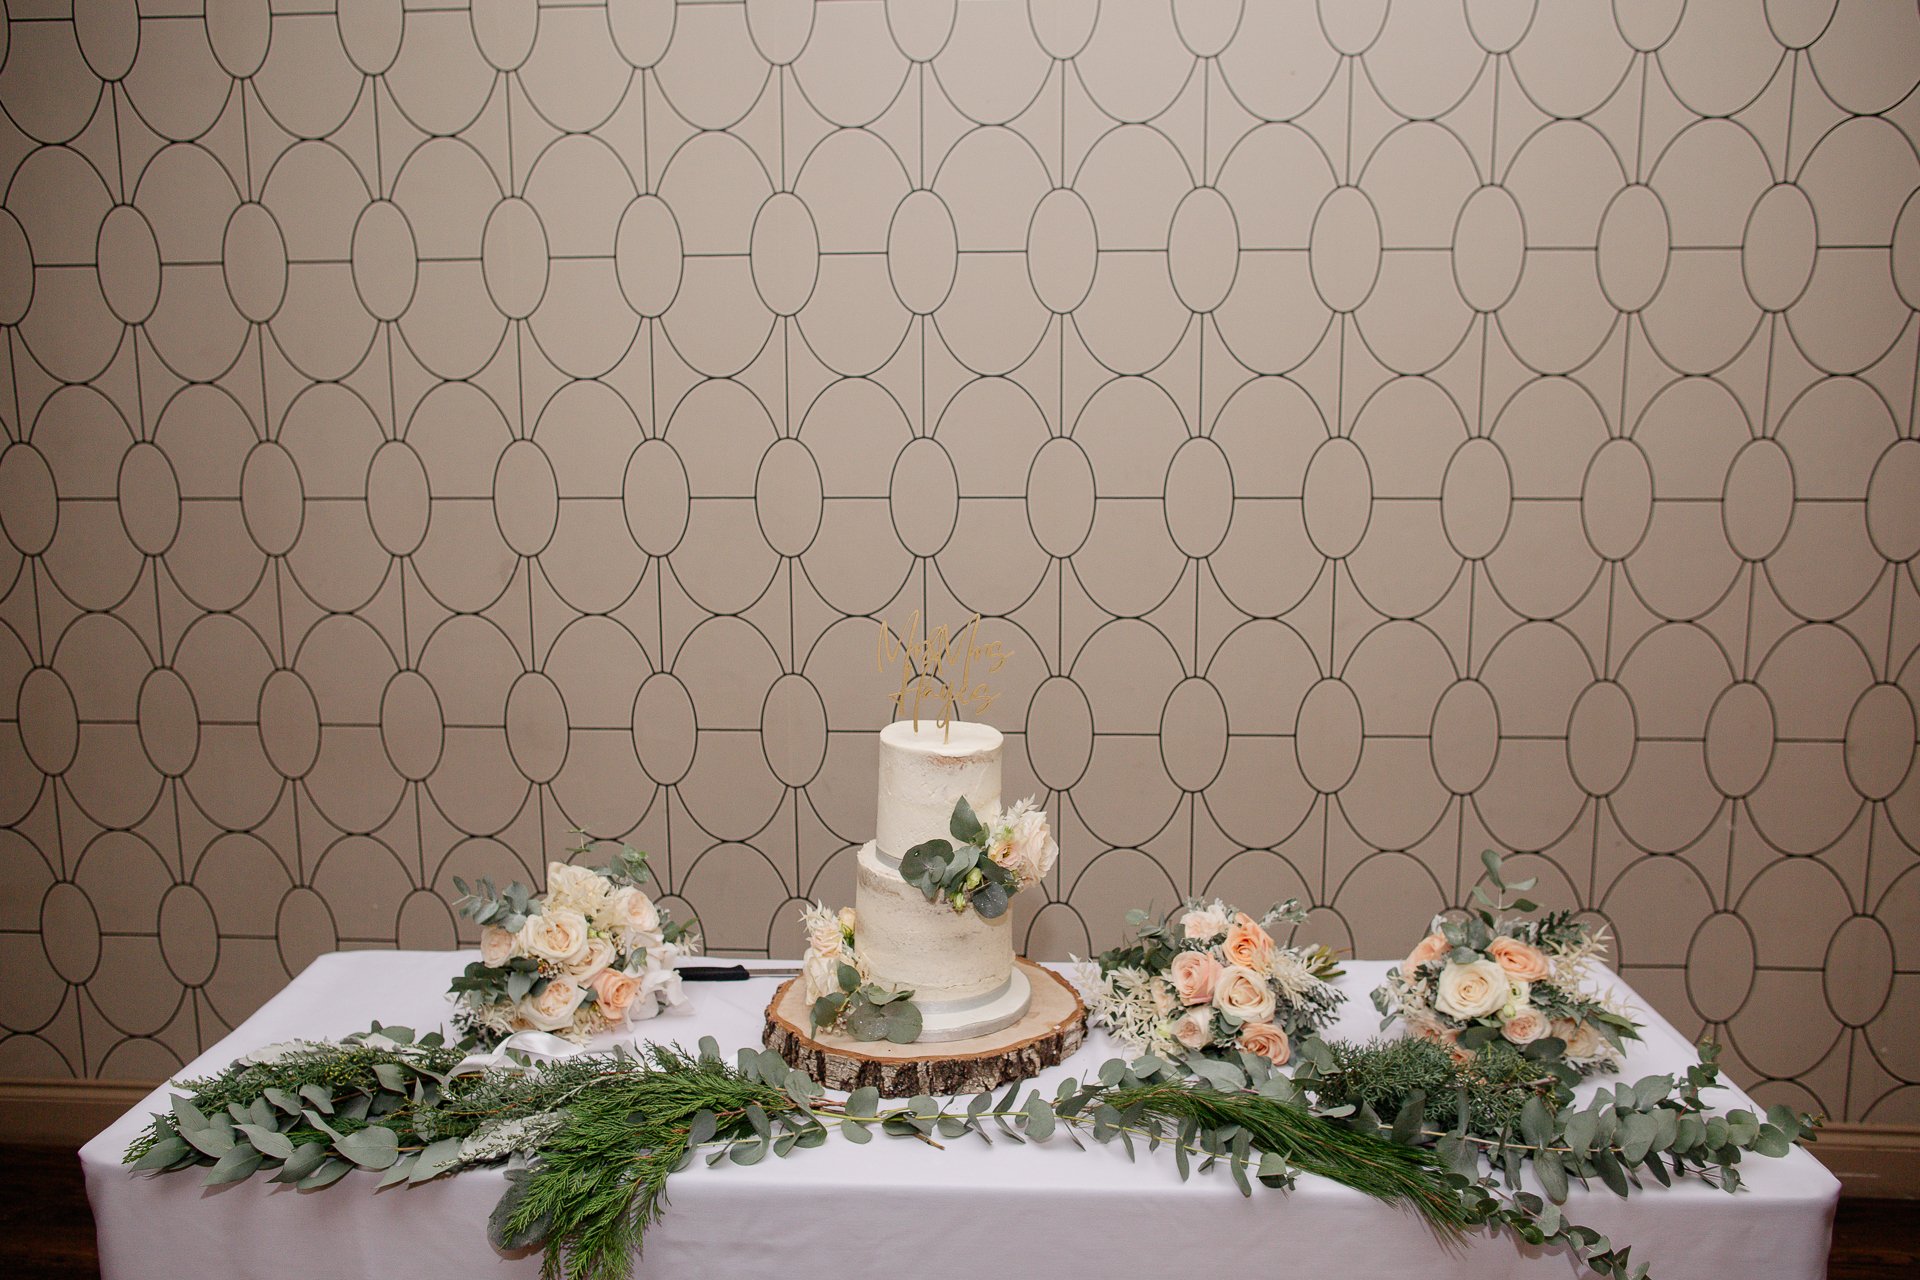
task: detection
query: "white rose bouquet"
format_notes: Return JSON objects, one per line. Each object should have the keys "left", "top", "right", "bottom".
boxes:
{"left": 1371, "top": 850, "right": 1640, "bottom": 1073}
{"left": 447, "top": 840, "right": 701, "bottom": 1046}
{"left": 1080, "top": 898, "right": 1343, "bottom": 1068}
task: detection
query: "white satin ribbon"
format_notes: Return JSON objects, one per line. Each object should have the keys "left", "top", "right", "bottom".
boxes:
{"left": 449, "top": 1029, "right": 583, "bottom": 1076}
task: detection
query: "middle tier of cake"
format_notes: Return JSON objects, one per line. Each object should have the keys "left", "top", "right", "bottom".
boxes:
{"left": 853, "top": 839, "right": 1032, "bottom": 1042}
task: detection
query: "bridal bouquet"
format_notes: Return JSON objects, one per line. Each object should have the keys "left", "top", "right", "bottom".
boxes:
{"left": 1082, "top": 899, "right": 1344, "bottom": 1067}
{"left": 447, "top": 842, "right": 700, "bottom": 1046}
{"left": 1371, "top": 851, "right": 1639, "bottom": 1072}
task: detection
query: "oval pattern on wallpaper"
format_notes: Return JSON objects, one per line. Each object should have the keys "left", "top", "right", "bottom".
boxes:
{"left": 0, "top": 1, "right": 1913, "bottom": 1130}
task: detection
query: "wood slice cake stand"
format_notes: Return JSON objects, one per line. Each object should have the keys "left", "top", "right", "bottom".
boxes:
{"left": 764, "top": 959, "right": 1087, "bottom": 1097}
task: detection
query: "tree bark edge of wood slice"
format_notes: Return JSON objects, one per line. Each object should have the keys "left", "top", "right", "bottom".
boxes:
{"left": 763, "top": 959, "right": 1089, "bottom": 1097}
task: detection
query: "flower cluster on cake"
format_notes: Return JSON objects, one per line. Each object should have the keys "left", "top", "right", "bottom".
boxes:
{"left": 1082, "top": 899, "right": 1344, "bottom": 1067}
{"left": 447, "top": 843, "right": 700, "bottom": 1046}
{"left": 1370, "top": 852, "right": 1639, "bottom": 1072}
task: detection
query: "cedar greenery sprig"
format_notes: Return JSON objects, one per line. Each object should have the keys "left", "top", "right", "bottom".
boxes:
{"left": 127, "top": 1024, "right": 1817, "bottom": 1280}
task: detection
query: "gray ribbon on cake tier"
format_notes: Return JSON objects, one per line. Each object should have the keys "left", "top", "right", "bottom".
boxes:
{"left": 907, "top": 974, "right": 1015, "bottom": 1016}
{"left": 874, "top": 845, "right": 904, "bottom": 871}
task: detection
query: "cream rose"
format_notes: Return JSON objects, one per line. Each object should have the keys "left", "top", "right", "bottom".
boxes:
{"left": 545, "top": 862, "right": 610, "bottom": 916}
{"left": 1501, "top": 1004, "right": 1550, "bottom": 1045}
{"left": 1224, "top": 913, "right": 1276, "bottom": 973}
{"left": 1181, "top": 905, "right": 1228, "bottom": 941}
{"left": 803, "top": 949, "right": 840, "bottom": 1002}
{"left": 1211, "top": 964, "right": 1277, "bottom": 1024}
{"left": 837, "top": 906, "right": 857, "bottom": 931}
{"left": 1237, "top": 1022, "right": 1291, "bottom": 1066}
{"left": 1169, "top": 950, "right": 1222, "bottom": 1005}
{"left": 519, "top": 977, "right": 587, "bottom": 1031}
{"left": 1401, "top": 933, "right": 1451, "bottom": 980}
{"left": 1552, "top": 1017, "right": 1604, "bottom": 1060}
{"left": 1151, "top": 979, "right": 1181, "bottom": 1017}
{"left": 1005, "top": 802, "right": 1058, "bottom": 886}
{"left": 1488, "top": 935, "right": 1552, "bottom": 983}
{"left": 479, "top": 925, "right": 517, "bottom": 966}
{"left": 564, "top": 935, "right": 616, "bottom": 982}
{"left": 590, "top": 968, "right": 642, "bottom": 1021}
{"left": 1170, "top": 1009, "right": 1212, "bottom": 1049}
{"left": 609, "top": 886, "right": 659, "bottom": 935}
{"left": 1433, "top": 958, "right": 1508, "bottom": 1019}
{"left": 520, "top": 907, "right": 590, "bottom": 965}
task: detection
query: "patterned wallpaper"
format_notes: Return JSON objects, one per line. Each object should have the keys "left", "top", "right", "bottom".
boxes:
{"left": 0, "top": 1, "right": 1915, "bottom": 1127}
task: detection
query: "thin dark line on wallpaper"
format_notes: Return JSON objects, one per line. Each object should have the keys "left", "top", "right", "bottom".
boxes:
{"left": 1783, "top": 50, "right": 1799, "bottom": 182}
{"left": 1632, "top": 49, "right": 1648, "bottom": 183}
{"left": 1489, "top": 54, "right": 1501, "bottom": 183}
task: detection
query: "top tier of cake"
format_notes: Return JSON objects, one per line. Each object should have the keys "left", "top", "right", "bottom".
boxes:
{"left": 874, "top": 719, "right": 1002, "bottom": 863}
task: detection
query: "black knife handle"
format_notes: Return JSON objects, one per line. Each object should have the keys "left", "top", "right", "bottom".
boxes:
{"left": 675, "top": 964, "right": 751, "bottom": 982}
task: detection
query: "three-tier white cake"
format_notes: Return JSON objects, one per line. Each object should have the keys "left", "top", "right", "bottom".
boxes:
{"left": 853, "top": 720, "right": 1033, "bottom": 1042}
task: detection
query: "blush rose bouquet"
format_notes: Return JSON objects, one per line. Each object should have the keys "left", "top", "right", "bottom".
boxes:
{"left": 1371, "top": 850, "right": 1640, "bottom": 1073}
{"left": 447, "top": 839, "right": 701, "bottom": 1046}
{"left": 1080, "top": 898, "right": 1343, "bottom": 1068}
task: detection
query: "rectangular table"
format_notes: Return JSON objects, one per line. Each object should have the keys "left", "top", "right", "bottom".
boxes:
{"left": 80, "top": 953, "right": 1838, "bottom": 1279}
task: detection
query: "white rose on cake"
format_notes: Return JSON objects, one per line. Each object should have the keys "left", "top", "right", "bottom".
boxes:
{"left": 988, "top": 798, "right": 1058, "bottom": 889}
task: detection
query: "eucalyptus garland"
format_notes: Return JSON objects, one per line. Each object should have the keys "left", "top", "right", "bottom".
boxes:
{"left": 127, "top": 1024, "right": 1817, "bottom": 1280}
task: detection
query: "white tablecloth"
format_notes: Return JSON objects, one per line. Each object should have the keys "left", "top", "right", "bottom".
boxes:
{"left": 80, "top": 953, "right": 1838, "bottom": 1280}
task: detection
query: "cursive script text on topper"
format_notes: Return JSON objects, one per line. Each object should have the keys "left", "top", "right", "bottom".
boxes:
{"left": 876, "top": 612, "right": 1009, "bottom": 740}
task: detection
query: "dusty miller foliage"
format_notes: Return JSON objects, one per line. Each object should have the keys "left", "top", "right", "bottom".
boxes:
{"left": 129, "top": 1025, "right": 1817, "bottom": 1280}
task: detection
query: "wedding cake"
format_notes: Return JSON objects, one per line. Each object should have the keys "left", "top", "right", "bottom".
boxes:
{"left": 853, "top": 720, "right": 1034, "bottom": 1042}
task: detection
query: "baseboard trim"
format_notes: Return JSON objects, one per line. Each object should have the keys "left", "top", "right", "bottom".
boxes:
{"left": 3, "top": 1077, "right": 1916, "bottom": 1196}
{"left": 0, "top": 1077, "right": 165, "bottom": 1146}
{"left": 1809, "top": 1123, "right": 1920, "bottom": 1199}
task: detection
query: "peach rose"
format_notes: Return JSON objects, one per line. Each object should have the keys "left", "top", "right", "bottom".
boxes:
{"left": 564, "top": 935, "right": 615, "bottom": 982}
{"left": 1433, "top": 958, "right": 1508, "bottom": 1019}
{"left": 590, "top": 968, "right": 642, "bottom": 1021}
{"left": 1401, "top": 933, "right": 1451, "bottom": 980}
{"left": 520, "top": 907, "right": 591, "bottom": 965}
{"left": 519, "top": 977, "right": 587, "bottom": 1031}
{"left": 1181, "top": 906, "right": 1228, "bottom": 941}
{"left": 1169, "top": 951, "right": 1222, "bottom": 1005}
{"left": 479, "top": 925, "right": 516, "bottom": 966}
{"left": 1212, "top": 964, "right": 1277, "bottom": 1024}
{"left": 1237, "top": 1021, "right": 1291, "bottom": 1066}
{"left": 1223, "top": 913, "right": 1276, "bottom": 973}
{"left": 1501, "top": 1004, "right": 1550, "bottom": 1045}
{"left": 1488, "top": 936, "right": 1552, "bottom": 983}
{"left": 1171, "top": 1009, "right": 1212, "bottom": 1049}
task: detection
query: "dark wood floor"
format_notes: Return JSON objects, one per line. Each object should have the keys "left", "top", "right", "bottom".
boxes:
{"left": 5, "top": 1142, "right": 1913, "bottom": 1277}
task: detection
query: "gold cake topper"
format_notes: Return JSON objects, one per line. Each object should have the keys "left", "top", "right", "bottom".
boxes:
{"left": 877, "top": 611, "right": 1009, "bottom": 741}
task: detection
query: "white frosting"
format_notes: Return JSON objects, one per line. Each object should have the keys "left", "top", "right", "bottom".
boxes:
{"left": 855, "top": 841, "right": 1013, "bottom": 1003}
{"left": 874, "top": 719, "right": 1002, "bottom": 861}
{"left": 857, "top": 720, "right": 1014, "bottom": 1013}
